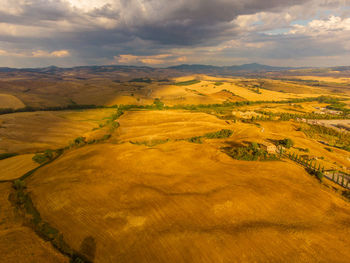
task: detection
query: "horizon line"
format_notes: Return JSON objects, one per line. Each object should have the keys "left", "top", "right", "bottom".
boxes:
{"left": 1, "top": 62, "right": 350, "bottom": 70}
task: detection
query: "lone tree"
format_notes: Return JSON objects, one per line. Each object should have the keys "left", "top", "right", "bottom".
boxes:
{"left": 153, "top": 98, "right": 164, "bottom": 110}
{"left": 32, "top": 149, "right": 55, "bottom": 164}
{"left": 279, "top": 138, "right": 294, "bottom": 149}
{"left": 315, "top": 171, "right": 324, "bottom": 182}
{"left": 74, "top": 137, "right": 86, "bottom": 146}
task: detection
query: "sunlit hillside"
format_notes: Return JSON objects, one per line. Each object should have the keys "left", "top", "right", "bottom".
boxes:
{"left": 0, "top": 69, "right": 350, "bottom": 262}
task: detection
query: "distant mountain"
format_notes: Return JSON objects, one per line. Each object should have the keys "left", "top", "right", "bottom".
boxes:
{"left": 168, "top": 64, "right": 221, "bottom": 71}
{"left": 0, "top": 63, "right": 294, "bottom": 74}
{"left": 226, "top": 63, "right": 294, "bottom": 71}
{"left": 2, "top": 63, "right": 349, "bottom": 78}
{"left": 168, "top": 63, "right": 295, "bottom": 74}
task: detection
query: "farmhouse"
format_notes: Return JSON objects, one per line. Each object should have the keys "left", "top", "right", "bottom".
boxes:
{"left": 260, "top": 143, "right": 277, "bottom": 153}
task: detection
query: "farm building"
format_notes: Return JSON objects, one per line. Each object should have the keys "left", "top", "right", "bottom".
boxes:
{"left": 260, "top": 143, "right": 277, "bottom": 154}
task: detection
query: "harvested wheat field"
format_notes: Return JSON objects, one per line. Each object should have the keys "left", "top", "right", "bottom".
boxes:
{"left": 0, "top": 183, "right": 69, "bottom": 263}
{"left": 27, "top": 141, "right": 350, "bottom": 263}
{"left": 0, "top": 109, "right": 115, "bottom": 153}
{"left": 0, "top": 154, "right": 38, "bottom": 181}
{"left": 22, "top": 110, "right": 350, "bottom": 263}
{"left": 116, "top": 110, "right": 230, "bottom": 142}
{"left": 0, "top": 94, "right": 25, "bottom": 109}
{"left": 227, "top": 120, "right": 350, "bottom": 171}
{"left": 151, "top": 76, "right": 326, "bottom": 105}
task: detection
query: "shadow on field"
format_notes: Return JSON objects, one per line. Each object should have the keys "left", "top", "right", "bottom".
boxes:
{"left": 79, "top": 236, "right": 97, "bottom": 262}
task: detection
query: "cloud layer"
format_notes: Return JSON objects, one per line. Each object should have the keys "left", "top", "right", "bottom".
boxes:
{"left": 0, "top": 0, "right": 349, "bottom": 67}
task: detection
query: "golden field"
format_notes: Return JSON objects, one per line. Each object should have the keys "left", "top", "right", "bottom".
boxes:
{"left": 0, "top": 108, "right": 115, "bottom": 153}
{"left": 0, "top": 94, "right": 25, "bottom": 109}
{"left": 1, "top": 74, "right": 347, "bottom": 109}
{"left": 116, "top": 110, "right": 229, "bottom": 142}
{"left": 0, "top": 154, "right": 38, "bottom": 181}
{"left": 0, "top": 183, "right": 68, "bottom": 263}
{"left": 0, "top": 73, "right": 349, "bottom": 263}
{"left": 152, "top": 76, "right": 329, "bottom": 105}
{"left": 23, "top": 110, "right": 350, "bottom": 263}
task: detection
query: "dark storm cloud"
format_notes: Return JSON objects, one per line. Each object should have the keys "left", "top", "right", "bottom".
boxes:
{"left": 111, "top": 0, "right": 312, "bottom": 45}
{"left": 0, "top": 0, "right": 71, "bottom": 25}
{"left": 0, "top": 0, "right": 349, "bottom": 67}
{"left": 0, "top": 0, "right": 311, "bottom": 44}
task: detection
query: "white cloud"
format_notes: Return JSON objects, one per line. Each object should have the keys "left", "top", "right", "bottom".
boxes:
{"left": 65, "top": 0, "right": 115, "bottom": 11}
{"left": 0, "top": 49, "right": 70, "bottom": 58}
{"left": 289, "top": 16, "right": 350, "bottom": 35}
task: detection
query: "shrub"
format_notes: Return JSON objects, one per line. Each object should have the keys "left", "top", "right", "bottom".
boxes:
{"left": 325, "top": 147, "right": 333, "bottom": 152}
{"left": 223, "top": 142, "right": 279, "bottom": 161}
{"left": 130, "top": 139, "right": 170, "bottom": 147}
{"left": 279, "top": 138, "right": 294, "bottom": 148}
{"left": 87, "top": 139, "right": 96, "bottom": 144}
{"left": 175, "top": 79, "right": 201, "bottom": 86}
{"left": 204, "top": 129, "right": 233, "bottom": 139}
{"left": 32, "top": 150, "right": 55, "bottom": 164}
{"left": 13, "top": 179, "right": 26, "bottom": 190}
{"left": 74, "top": 137, "right": 86, "bottom": 145}
{"left": 153, "top": 98, "right": 164, "bottom": 110}
{"left": 315, "top": 171, "right": 324, "bottom": 182}
{"left": 342, "top": 191, "right": 350, "bottom": 200}
{"left": 109, "top": 121, "right": 120, "bottom": 132}
{"left": 187, "top": 136, "right": 203, "bottom": 144}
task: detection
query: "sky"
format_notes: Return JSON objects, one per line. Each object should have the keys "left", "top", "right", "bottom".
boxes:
{"left": 0, "top": 0, "right": 349, "bottom": 68}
